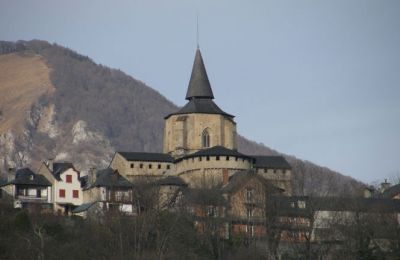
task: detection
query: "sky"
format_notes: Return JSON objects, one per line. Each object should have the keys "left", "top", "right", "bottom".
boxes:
{"left": 0, "top": 0, "right": 399, "bottom": 183}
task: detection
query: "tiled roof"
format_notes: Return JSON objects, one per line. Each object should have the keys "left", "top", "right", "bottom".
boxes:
{"left": 185, "top": 48, "right": 214, "bottom": 100}
{"left": 178, "top": 146, "right": 251, "bottom": 161}
{"left": 165, "top": 99, "right": 234, "bottom": 119}
{"left": 2, "top": 168, "right": 51, "bottom": 187}
{"left": 253, "top": 156, "right": 291, "bottom": 169}
{"left": 117, "top": 152, "right": 173, "bottom": 163}
{"left": 93, "top": 168, "right": 132, "bottom": 188}
{"left": 90, "top": 168, "right": 133, "bottom": 188}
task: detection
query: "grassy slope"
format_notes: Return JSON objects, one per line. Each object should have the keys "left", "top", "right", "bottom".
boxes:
{"left": 0, "top": 52, "right": 54, "bottom": 134}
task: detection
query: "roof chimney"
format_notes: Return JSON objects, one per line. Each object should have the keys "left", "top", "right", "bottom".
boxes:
{"left": 222, "top": 169, "right": 229, "bottom": 186}
{"left": 47, "top": 158, "right": 54, "bottom": 172}
{"left": 7, "top": 167, "right": 15, "bottom": 182}
{"left": 88, "top": 167, "right": 97, "bottom": 185}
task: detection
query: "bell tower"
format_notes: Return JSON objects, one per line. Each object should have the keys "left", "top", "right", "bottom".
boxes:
{"left": 163, "top": 48, "right": 237, "bottom": 158}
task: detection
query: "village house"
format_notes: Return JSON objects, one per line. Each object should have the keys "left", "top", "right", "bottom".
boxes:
{"left": 73, "top": 168, "right": 134, "bottom": 217}
{"left": 0, "top": 168, "right": 52, "bottom": 212}
{"left": 37, "top": 161, "right": 82, "bottom": 214}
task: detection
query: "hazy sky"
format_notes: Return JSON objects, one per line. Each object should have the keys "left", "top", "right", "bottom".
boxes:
{"left": 1, "top": 0, "right": 399, "bottom": 183}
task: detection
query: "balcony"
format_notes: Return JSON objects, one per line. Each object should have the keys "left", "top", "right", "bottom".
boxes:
{"left": 15, "top": 195, "right": 48, "bottom": 203}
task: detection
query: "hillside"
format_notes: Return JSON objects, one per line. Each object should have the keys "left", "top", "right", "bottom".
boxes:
{"left": 0, "top": 40, "right": 364, "bottom": 195}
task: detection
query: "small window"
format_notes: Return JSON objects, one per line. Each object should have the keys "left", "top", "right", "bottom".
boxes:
{"left": 167, "top": 165, "right": 170, "bottom": 170}
{"left": 36, "top": 189, "right": 41, "bottom": 198}
{"left": 264, "top": 168, "right": 268, "bottom": 173}
{"left": 206, "top": 156, "right": 210, "bottom": 161}
{"left": 273, "top": 169, "right": 277, "bottom": 173}
{"left": 246, "top": 188, "right": 254, "bottom": 202}
{"left": 158, "top": 164, "right": 161, "bottom": 169}
{"left": 199, "top": 157, "right": 202, "bottom": 162}
{"left": 247, "top": 208, "right": 253, "bottom": 218}
{"left": 283, "top": 169, "right": 286, "bottom": 174}
{"left": 66, "top": 175, "right": 72, "bottom": 183}
{"left": 235, "top": 157, "right": 238, "bottom": 161}
{"left": 246, "top": 225, "right": 255, "bottom": 237}
{"left": 192, "top": 158, "right": 194, "bottom": 162}
{"left": 226, "top": 156, "right": 229, "bottom": 161}
{"left": 130, "top": 163, "right": 134, "bottom": 168}
{"left": 216, "top": 156, "right": 220, "bottom": 161}
{"left": 202, "top": 129, "right": 210, "bottom": 148}
{"left": 148, "top": 164, "right": 152, "bottom": 169}
{"left": 140, "top": 164, "right": 143, "bottom": 169}
{"left": 298, "top": 200, "right": 306, "bottom": 209}
{"left": 59, "top": 189, "right": 65, "bottom": 198}
{"left": 73, "top": 190, "right": 79, "bottom": 198}
{"left": 30, "top": 175, "right": 34, "bottom": 180}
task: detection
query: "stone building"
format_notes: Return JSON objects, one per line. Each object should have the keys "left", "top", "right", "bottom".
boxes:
{"left": 110, "top": 48, "right": 292, "bottom": 194}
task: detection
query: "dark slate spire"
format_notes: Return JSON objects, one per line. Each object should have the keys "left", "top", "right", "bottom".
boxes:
{"left": 185, "top": 48, "right": 214, "bottom": 100}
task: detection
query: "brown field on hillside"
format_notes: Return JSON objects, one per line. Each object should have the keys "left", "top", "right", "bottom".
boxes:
{"left": 0, "top": 52, "right": 54, "bottom": 133}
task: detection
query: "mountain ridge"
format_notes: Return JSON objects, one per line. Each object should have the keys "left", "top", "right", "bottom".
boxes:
{"left": 0, "top": 40, "right": 365, "bottom": 195}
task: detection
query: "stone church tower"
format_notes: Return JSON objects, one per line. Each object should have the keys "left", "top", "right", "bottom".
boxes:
{"left": 163, "top": 48, "right": 237, "bottom": 158}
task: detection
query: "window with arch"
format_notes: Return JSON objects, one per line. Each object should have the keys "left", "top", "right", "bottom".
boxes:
{"left": 202, "top": 129, "right": 210, "bottom": 148}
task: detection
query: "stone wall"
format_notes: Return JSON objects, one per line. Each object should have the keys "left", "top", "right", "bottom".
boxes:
{"left": 163, "top": 113, "right": 237, "bottom": 157}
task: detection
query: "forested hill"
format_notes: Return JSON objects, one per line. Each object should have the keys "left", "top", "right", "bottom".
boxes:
{"left": 0, "top": 40, "right": 364, "bottom": 195}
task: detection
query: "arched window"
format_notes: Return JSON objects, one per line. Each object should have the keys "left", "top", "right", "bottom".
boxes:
{"left": 202, "top": 129, "right": 210, "bottom": 148}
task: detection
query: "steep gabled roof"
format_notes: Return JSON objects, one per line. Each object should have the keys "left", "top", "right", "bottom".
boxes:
{"left": 117, "top": 152, "right": 173, "bottom": 163}
{"left": 164, "top": 99, "right": 234, "bottom": 119}
{"left": 52, "top": 162, "right": 75, "bottom": 180}
{"left": 1, "top": 168, "right": 51, "bottom": 187}
{"left": 185, "top": 48, "right": 214, "bottom": 100}
{"left": 253, "top": 156, "right": 292, "bottom": 169}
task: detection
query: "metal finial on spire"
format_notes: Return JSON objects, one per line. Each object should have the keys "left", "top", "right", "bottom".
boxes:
{"left": 196, "top": 12, "right": 199, "bottom": 48}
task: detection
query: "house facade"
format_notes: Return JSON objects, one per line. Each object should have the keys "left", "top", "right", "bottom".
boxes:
{"left": 38, "top": 161, "right": 83, "bottom": 214}
{"left": 0, "top": 168, "right": 52, "bottom": 212}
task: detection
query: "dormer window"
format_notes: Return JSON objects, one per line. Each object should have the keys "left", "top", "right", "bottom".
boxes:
{"left": 30, "top": 175, "right": 34, "bottom": 180}
{"left": 202, "top": 129, "right": 210, "bottom": 148}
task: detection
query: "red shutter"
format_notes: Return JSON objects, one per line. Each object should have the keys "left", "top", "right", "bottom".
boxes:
{"left": 59, "top": 189, "right": 65, "bottom": 198}
{"left": 66, "top": 175, "right": 72, "bottom": 183}
{"left": 73, "top": 190, "right": 79, "bottom": 198}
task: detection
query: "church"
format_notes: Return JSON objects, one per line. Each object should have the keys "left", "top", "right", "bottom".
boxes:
{"left": 109, "top": 48, "right": 292, "bottom": 195}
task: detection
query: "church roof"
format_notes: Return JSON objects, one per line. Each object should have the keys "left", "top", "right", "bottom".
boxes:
{"left": 164, "top": 99, "right": 234, "bottom": 119}
{"left": 176, "top": 146, "right": 252, "bottom": 162}
{"left": 117, "top": 152, "right": 174, "bottom": 163}
{"left": 252, "top": 156, "right": 292, "bottom": 169}
{"left": 185, "top": 48, "right": 214, "bottom": 100}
